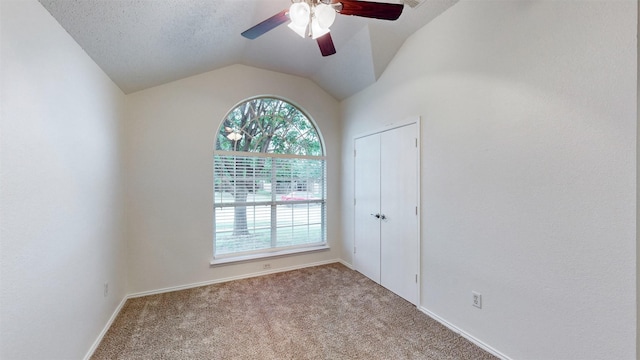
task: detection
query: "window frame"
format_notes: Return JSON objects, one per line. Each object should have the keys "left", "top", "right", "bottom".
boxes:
{"left": 211, "top": 97, "right": 329, "bottom": 265}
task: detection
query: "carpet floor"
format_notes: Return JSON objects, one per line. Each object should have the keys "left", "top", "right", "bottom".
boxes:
{"left": 92, "top": 263, "right": 497, "bottom": 359}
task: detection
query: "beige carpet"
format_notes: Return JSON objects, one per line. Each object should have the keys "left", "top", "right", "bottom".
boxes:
{"left": 92, "top": 263, "right": 497, "bottom": 359}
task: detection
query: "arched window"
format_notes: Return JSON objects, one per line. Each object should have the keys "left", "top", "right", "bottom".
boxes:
{"left": 213, "top": 97, "right": 326, "bottom": 261}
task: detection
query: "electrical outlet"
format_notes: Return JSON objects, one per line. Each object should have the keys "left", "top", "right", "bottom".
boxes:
{"left": 104, "top": 283, "right": 109, "bottom": 297}
{"left": 472, "top": 291, "right": 482, "bottom": 309}
{"left": 263, "top": 263, "right": 271, "bottom": 270}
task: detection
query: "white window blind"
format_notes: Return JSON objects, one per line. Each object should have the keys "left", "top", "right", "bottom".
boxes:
{"left": 214, "top": 152, "right": 326, "bottom": 258}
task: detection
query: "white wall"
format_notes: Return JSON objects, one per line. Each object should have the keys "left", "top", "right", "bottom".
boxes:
{"left": 0, "top": 1, "right": 128, "bottom": 359}
{"left": 637, "top": 3, "right": 640, "bottom": 357}
{"left": 124, "top": 64, "right": 341, "bottom": 294}
{"left": 341, "top": 1, "right": 637, "bottom": 359}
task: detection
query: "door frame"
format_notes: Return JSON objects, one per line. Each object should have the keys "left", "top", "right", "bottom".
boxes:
{"left": 353, "top": 116, "right": 421, "bottom": 305}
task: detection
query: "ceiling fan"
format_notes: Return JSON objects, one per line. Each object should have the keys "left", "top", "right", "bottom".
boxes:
{"left": 241, "top": 0, "right": 404, "bottom": 57}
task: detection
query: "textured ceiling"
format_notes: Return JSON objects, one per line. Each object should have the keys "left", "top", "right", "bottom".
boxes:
{"left": 38, "top": 0, "right": 458, "bottom": 100}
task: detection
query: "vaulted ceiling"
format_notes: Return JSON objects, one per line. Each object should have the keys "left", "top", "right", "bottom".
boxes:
{"left": 38, "top": 0, "right": 457, "bottom": 100}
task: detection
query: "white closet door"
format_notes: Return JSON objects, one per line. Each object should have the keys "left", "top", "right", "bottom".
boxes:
{"left": 380, "top": 124, "right": 418, "bottom": 304}
{"left": 354, "top": 134, "right": 381, "bottom": 283}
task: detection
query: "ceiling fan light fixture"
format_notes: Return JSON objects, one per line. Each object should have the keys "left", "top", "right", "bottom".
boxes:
{"left": 289, "top": 2, "right": 311, "bottom": 28}
{"left": 314, "top": 3, "right": 336, "bottom": 29}
{"left": 287, "top": 22, "right": 308, "bottom": 38}
{"left": 226, "top": 132, "right": 243, "bottom": 141}
{"left": 311, "top": 19, "right": 330, "bottom": 39}
{"left": 242, "top": 0, "right": 404, "bottom": 57}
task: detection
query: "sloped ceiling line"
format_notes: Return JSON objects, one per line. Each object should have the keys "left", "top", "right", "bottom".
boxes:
{"left": 38, "top": 0, "right": 458, "bottom": 100}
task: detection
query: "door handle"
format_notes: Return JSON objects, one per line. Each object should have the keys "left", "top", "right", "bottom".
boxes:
{"left": 380, "top": 214, "right": 387, "bottom": 220}
{"left": 371, "top": 213, "right": 380, "bottom": 219}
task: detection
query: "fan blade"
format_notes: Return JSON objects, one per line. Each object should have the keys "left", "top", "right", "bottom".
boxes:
{"left": 241, "top": 9, "right": 289, "bottom": 39}
{"left": 335, "top": 0, "right": 404, "bottom": 20}
{"left": 317, "top": 33, "right": 337, "bottom": 57}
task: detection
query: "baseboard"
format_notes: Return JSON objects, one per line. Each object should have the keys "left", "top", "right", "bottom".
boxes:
{"left": 338, "top": 259, "right": 354, "bottom": 269}
{"left": 128, "top": 258, "right": 344, "bottom": 298}
{"left": 83, "top": 296, "right": 127, "bottom": 360}
{"left": 418, "top": 306, "right": 511, "bottom": 360}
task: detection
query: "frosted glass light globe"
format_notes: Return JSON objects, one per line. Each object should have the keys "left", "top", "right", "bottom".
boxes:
{"left": 314, "top": 3, "right": 336, "bottom": 29}
{"left": 289, "top": 2, "right": 311, "bottom": 28}
{"left": 311, "top": 19, "right": 329, "bottom": 39}
{"left": 288, "top": 22, "right": 307, "bottom": 38}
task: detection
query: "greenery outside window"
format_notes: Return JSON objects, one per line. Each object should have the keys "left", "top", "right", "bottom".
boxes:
{"left": 213, "top": 97, "right": 326, "bottom": 261}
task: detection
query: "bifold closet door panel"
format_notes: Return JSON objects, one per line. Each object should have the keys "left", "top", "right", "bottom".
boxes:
{"left": 380, "top": 124, "right": 418, "bottom": 305}
{"left": 354, "top": 134, "right": 381, "bottom": 284}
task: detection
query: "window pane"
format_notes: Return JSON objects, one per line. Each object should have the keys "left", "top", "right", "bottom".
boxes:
{"left": 215, "top": 205, "right": 272, "bottom": 255}
{"left": 214, "top": 155, "right": 271, "bottom": 205}
{"left": 276, "top": 203, "right": 325, "bottom": 247}
{"left": 275, "top": 158, "right": 325, "bottom": 198}
{"left": 214, "top": 155, "right": 326, "bottom": 258}
{"left": 213, "top": 97, "right": 326, "bottom": 259}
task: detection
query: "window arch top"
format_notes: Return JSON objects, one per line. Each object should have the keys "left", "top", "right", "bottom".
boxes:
{"left": 216, "top": 97, "right": 322, "bottom": 156}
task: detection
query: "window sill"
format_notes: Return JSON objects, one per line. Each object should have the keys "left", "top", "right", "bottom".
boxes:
{"left": 209, "top": 245, "right": 330, "bottom": 267}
